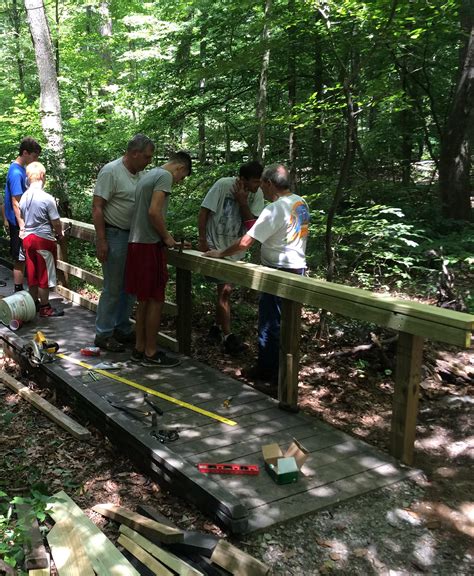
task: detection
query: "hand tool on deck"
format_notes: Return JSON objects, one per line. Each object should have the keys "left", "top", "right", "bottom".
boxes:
{"left": 197, "top": 463, "right": 260, "bottom": 476}
{"left": 22, "top": 331, "right": 59, "bottom": 367}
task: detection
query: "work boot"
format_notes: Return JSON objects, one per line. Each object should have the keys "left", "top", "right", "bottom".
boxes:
{"left": 223, "top": 333, "right": 247, "bottom": 355}
{"left": 94, "top": 334, "right": 125, "bottom": 353}
{"left": 114, "top": 329, "right": 136, "bottom": 346}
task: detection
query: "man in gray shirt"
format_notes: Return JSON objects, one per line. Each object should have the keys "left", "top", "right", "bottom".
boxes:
{"left": 125, "top": 151, "right": 192, "bottom": 367}
{"left": 92, "top": 134, "right": 155, "bottom": 352}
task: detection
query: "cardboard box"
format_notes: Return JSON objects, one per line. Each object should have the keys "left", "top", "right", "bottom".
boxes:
{"left": 261, "top": 439, "right": 308, "bottom": 484}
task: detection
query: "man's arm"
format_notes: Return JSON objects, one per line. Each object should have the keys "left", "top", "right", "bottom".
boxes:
{"left": 92, "top": 196, "right": 108, "bottom": 263}
{"left": 149, "top": 190, "right": 177, "bottom": 248}
{"left": 232, "top": 179, "right": 255, "bottom": 224}
{"left": 11, "top": 195, "right": 24, "bottom": 230}
{"left": 197, "top": 207, "right": 211, "bottom": 252}
{"left": 204, "top": 234, "right": 255, "bottom": 259}
{"left": 50, "top": 218, "right": 64, "bottom": 239}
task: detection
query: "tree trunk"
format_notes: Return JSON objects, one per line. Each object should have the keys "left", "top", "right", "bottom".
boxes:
{"left": 312, "top": 22, "right": 323, "bottom": 176}
{"left": 439, "top": 1, "right": 474, "bottom": 221}
{"left": 288, "top": 0, "right": 297, "bottom": 191}
{"left": 256, "top": 0, "right": 272, "bottom": 164}
{"left": 198, "top": 36, "right": 206, "bottom": 164}
{"left": 24, "top": 0, "right": 68, "bottom": 210}
{"left": 10, "top": 0, "right": 25, "bottom": 93}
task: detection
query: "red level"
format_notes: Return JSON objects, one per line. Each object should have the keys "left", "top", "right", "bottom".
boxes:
{"left": 197, "top": 463, "right": 260, "bottom": 476}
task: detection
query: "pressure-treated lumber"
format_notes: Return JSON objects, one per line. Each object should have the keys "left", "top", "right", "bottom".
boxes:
{"left": 92, "top": 503, "right": 184, "bottom": 544}
{"left": 0, "top": 371, "right": 90, "bottom": 441}
{"left": 119, "top": 524, "right": 203, "bottom": 576}
{"left": 16, "top": 503, "right": 49, "bottom": 570}
{"left": 210, "top": 539, "right": 269, "bottom": 576}
{"left": 29, "top": 570, "right": 50, "bottom": 576}
{"left": 48, "top": 491, "right": 139, "bottom": 576}
{"left": 118, "top": 534, "right": 174, "bottom": 576}
{"left": 47, "top": 520, "right": 94, "bottom": 576}
{"left": 176, "top": 267, "right": 192, "bottom": 355}
{"left": 391, "top": 332, "right": 424, "bottom": 465}
{"left": 278, "top": 299, "right": 302, "bottom": 410}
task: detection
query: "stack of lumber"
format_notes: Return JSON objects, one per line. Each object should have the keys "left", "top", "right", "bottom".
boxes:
{"left": 32, "top": 491, "right": 269, "bottom": 576}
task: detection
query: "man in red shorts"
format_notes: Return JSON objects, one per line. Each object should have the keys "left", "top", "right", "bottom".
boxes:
{"left": 125, "top": 151, "right": 192, "bottom": 366}
{"left": 19, "top": 162, "right": 64, "bottom": 317}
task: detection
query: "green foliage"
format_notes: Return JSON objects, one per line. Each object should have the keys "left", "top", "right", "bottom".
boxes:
{"left": 0, "top": 489, "right": 49, "bottom": 572}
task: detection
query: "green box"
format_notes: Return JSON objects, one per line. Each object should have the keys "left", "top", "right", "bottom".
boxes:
{"left": 262, "top": 440, "right": 308, "bottom": 485}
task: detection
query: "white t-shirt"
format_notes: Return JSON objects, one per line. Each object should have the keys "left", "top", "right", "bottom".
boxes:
{"left": 20, "top": 182, "right": 60, "bottom": 241}
{"left": 94, "top": 157, "right": 142, "bottom": 230}
{"left": 128, "top": 168, "right": 173, "bottom": 244}
{"left": 248, "top": 193, "right": 310, "bottom": 269}
{"left": 201, "top": 176, "right": 264, "bottom": 261}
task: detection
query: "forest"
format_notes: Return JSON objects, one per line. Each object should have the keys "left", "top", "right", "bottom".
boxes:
{"left": 0, "top": 0, "right": 473, "bottom": 304}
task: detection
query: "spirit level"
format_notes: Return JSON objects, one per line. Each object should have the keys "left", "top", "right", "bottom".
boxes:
{"left": 197, "top": 463, "right": 260, "bottom": 475}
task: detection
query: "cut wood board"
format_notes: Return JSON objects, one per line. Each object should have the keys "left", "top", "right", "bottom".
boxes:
{"left": 118, "top": 534, "right": 173, "bottom": 576}
{"left": 47, "top": 520, "right": 94, "bottom": 576}
{"left": 210, "top": 539, "right": 269, "bottom": 576}
{"left": 92, "top": 503, "right": 184, "bottom": 544}
{"left": 48, "top": 491, "right": 139, "bottom": 576}
{"left": 16, "top": 503, "right": 49, "bottom": 570}
{"left": 119, "top": 524, "right": 202, "bottom": 576}
{"left": 0, "top": 370, "right": 90, "bottom": 440}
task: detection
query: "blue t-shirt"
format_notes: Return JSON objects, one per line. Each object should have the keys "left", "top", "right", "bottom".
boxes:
{"left": 4, "top": 162, "right": 27, "bottom": 226}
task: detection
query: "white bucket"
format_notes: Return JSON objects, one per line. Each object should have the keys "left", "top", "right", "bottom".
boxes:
{"left": 0, "top": 290, "right": 37, "bottom": 326}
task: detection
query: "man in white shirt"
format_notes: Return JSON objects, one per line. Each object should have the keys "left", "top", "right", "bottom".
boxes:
{"left": 205, "top": 163, "right": 310, "bottom": 384}
{"left": 93, "top": 134, "right": 155, "bottom": 352}
{"left": 198, "top": 161, "right": 264, "bottom": 354}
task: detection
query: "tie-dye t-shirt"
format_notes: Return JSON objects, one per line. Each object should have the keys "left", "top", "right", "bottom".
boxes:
{"left": 248, "top": 193, "right": 310, "bottom": 269}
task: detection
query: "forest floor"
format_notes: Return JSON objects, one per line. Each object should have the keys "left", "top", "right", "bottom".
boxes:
{"left": 0, "top": 292, "right": 473, "bottom": 575}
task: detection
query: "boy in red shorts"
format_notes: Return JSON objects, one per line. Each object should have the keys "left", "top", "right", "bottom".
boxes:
{"left": 19, "top": 162, "right": 64, "bottom": 317}
{"left": 125, "top": 151, "right": 191, "bottom": 366}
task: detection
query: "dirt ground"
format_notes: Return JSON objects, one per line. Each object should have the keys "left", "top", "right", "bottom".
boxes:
{"left": 0, "top": 299, "right": 473, "bottom": 575}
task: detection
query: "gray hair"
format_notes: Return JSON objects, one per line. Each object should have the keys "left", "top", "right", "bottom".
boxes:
{"left": 261, "top": 163, "right": 290, "bottom": 190}
{"left": 127, "top": 134, "right": 155, "bottom": 153}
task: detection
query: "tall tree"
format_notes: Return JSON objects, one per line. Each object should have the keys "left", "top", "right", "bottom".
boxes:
{"left": 24, "top": 0, "right": 68, "bottom": 209}
{"left": 256, "top": 0, "right": 272, "bottom": 163}
{"left": 439, "top": 0, "right": 473, "bottom": 221}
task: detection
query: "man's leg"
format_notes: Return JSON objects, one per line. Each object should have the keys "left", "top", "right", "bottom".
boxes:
{"left": 135, "top": 300, "right": 148, "bottom": 354}
{"left": 9, "top": 223, "right": 24, "bottom": 291}
{"left": 216, "top": 282, "right": 232, "bottom": 335}
{"left": 13, "top": 261, "right": 25, "bottom": 288}
{"left": 144, "top": 299, "right": 164, "bottom": 358}
{"left": 257, "top": 292, "right": 281, "bottom": 379}
{"left": 95, "top": 228, "right": 129, "bottom": 341}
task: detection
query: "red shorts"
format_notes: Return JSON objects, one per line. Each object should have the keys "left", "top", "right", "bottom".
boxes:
{"left": 125, "top": 243, "right": 168, "bottom": 302}
{"left": 22, "top": 234, "right": 57, "bottom": 289}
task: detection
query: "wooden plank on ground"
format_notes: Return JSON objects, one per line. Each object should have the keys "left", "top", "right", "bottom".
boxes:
{"left": 47, "top": 520, "right": 94, "bottom": 576}
{"left": 29, "top": 570, "right": 50, "bottom": 576}
{"left": 391, "top": 332, "right": 424, "bottom": 465}
{"left": 119, "top": 524, "right": 203, "bottom": 576}
{"left": 92, "top": 503, "right": 184, "bottom": 544}
{"left": 0, "top": 370, "right": 90, "bottom": 440}
{"left": 210, "top": 539, "right": 269, "bottom": 576}
{"left": 118, "top": 534, "right": 173, "bottom": 576}
{"left": 48, "top": 491, "right": 139, "bottom": 576}
{"left": 16, "top": 504, "right": 49, "bottom": 570}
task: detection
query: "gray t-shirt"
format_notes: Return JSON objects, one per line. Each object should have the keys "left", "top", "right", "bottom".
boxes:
{"left": 20, "top": 183, "right": 60, "bottom": 242}
{"left": 248, "top": 193, "right": 310, "bottom": 269}
{"left": 94, "top": 157, "right": 142, "bottom": 230}
{"left": 201, "top": 176, "right": 264, "bottom": 261}
{"left": 128, "top": 167, "right": 173, "bottom": 244}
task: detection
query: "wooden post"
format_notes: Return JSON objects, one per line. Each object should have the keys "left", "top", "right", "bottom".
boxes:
{"left": 390, "top": 331, "right": 424, "bottom": 465}
{"left": 176, "top": 267, "right": 192, "bottom": 355}
{"left": 56, "top": 234, "right": 69, "bottom": 288}
{"left": 278, "top": 298, "right": 302, "bottom": 411}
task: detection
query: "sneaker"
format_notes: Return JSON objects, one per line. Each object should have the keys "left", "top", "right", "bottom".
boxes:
{"left": 130, "top": 349, "right": 144, "bottom": 363}
{"left": 94, "top": 335, "right": 125, "bottom": 353}
{"left": 207, "top": 325, "right": 223, "bottom": 343}
{"left": 223, "top": 333, "right": 247, "bottom": 355}
{"left": 39, "top": 304, "right": 64, "bottom": 318}
{"left": 114, "top": 330, "right": 136, "bottom": 346}
{"left": 141, "top": 351, "right": 181, "bottom": 368}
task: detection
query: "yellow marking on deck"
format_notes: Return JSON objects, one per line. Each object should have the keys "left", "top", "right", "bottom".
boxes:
{"left": 56, "top": 354, "right": 237, "bottom": 426}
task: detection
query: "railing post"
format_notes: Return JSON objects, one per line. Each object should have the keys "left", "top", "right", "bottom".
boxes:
{"left": 391, "top": 331, "right": 424, "bottom": 465}
{"left": 56, "top": 234, "right": 69, "bottom": 288}
{"left": 176, "top": 267, "right": 192, "bottom": 355}
{"left": 278, "top": 298, "right": 302, "bottom": 412}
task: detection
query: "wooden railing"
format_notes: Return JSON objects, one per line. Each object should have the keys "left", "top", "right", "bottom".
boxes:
{"left": 9, "top": 219, "right": 474, "bottom": 465}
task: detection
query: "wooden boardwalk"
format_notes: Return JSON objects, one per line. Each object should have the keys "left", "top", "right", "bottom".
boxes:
{"left": 0, "top": 272, "right": 416, "bottom": 533}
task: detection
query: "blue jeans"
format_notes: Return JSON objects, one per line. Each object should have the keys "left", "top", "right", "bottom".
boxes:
{"left": 258, "top": 267, "right": 305, "bottom": 377}
{"left": 95, "top": 227, "right": 134, "bottom": 337}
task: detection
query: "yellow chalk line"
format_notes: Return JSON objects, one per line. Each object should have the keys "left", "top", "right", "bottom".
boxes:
{"left": 56, "top": 353, "right": 237, "bottom": 426}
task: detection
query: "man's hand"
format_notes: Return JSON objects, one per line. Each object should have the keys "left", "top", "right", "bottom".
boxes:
{"left": 198, "top": 239, "right": 210, "bottom": 252}
{"left": 232, "top": 178, "right": 249, "bottom": 206}
{"left": 203, "top": 249, "right": 222, "bottom": 258}
{"left": 163, "top": 234, "right": 178, "bottom": 249}
{"left": 96, "top": 237, "right": 108, "bottom": 263}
